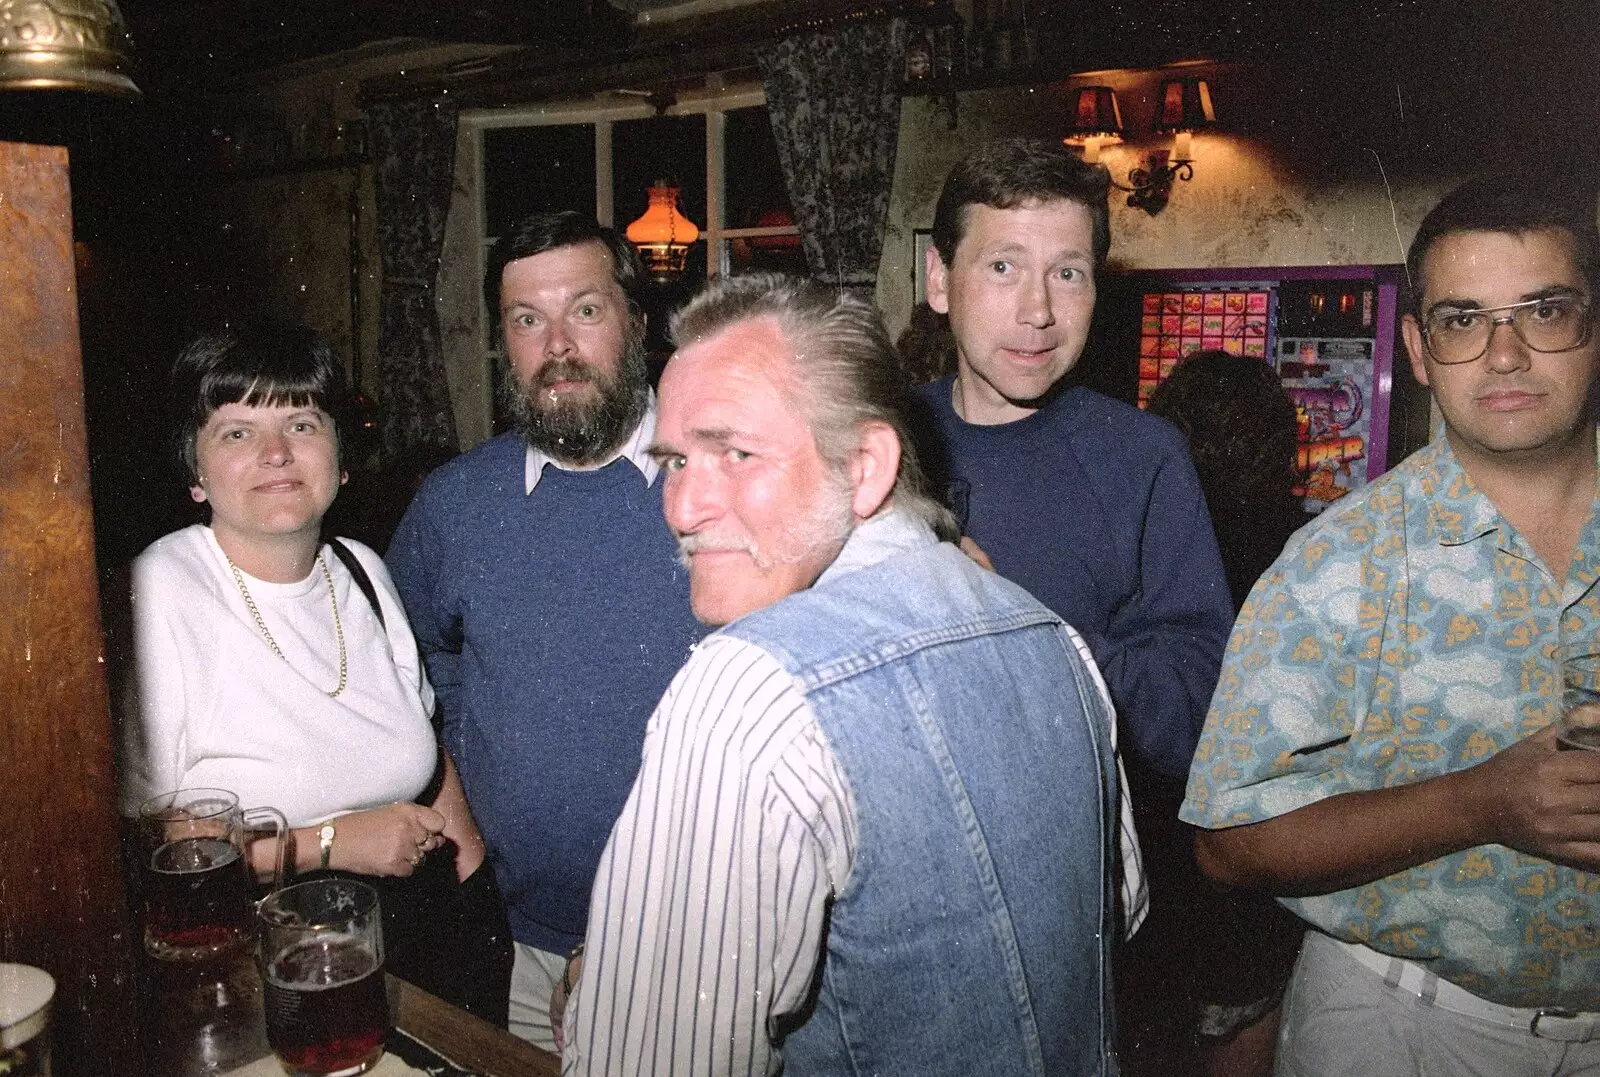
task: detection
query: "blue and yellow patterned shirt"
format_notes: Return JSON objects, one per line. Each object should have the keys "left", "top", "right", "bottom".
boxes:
{"left": 1181, "top": 433, "right": 1600, "bottom": 1009}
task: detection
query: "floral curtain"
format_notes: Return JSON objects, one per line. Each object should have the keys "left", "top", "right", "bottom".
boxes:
{"left": 367, "top": 98, "right": 460, "bottom": 458}
{"left": 757, "top": 18, "right": 908, "bottom": 294}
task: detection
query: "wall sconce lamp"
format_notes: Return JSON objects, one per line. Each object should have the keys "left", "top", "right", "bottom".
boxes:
{"left": 1062, "top": 86, "right": 1125, "bottom": 164}
{"left": 1065, "top": 78, "right": 1218, "bottom": 216}
{"left": 626, "top": 180, "right": 701, "bottom": 284}
{"left": 1128, "top": 77, "right": 1216, "bottom": 214}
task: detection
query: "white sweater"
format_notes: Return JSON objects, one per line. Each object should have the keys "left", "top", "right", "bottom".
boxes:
{"left": 121, "top": 524, "right": 437, "bottom": 828}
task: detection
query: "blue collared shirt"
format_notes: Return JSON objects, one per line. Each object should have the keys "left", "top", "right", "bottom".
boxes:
{"left": 1182, "top": 432, "right": 1600, "bottom": 1008}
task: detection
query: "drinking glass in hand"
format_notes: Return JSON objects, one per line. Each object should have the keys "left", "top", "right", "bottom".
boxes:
{"left": 1558, "top": 652, "right": 1600, "bottom": 753}
{"left": 258, "top": 879, "right": 388, "bottom": 1077}
{"left": 137, "top": 788, "right": 287, "bottom": 962}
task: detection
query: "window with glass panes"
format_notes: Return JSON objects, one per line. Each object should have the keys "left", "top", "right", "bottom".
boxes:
{"left": 470, "top": 89, "right": 802, "bottom": 373}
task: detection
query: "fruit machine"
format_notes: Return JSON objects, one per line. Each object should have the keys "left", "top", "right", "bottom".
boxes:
{"left": 1106, "top": 264, "right": 1403, "bottom": 514}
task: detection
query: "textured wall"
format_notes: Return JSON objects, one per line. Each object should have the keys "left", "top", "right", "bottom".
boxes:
{"left": 197, "top": 166, "right": 369, "bottom": 364}
{"left": 878, "top": 27, "right": 1600, "bottom": 337}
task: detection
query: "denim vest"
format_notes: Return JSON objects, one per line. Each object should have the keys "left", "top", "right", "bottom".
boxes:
{"left": 723, "top": 530, "right": 1118, "bottom": 1077}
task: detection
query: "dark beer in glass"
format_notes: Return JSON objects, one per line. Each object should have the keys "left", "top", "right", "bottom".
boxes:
{"left": 258, "top": 879, "right": 387, "bottom": 1077}
{"left": 145, "top": 836, "right": 253, "bottom": 956}
{"left": 1557, "top": 723, "right": 1600, "bottom": 752}
{"left": 263, "top": 940, "right": 388, "bottom": 1076}
{"left": 1559, "top": 653, "right": 1600, "bottom": 752}
{"left": 136, "top": 788, "right": 287, "bottom": 963}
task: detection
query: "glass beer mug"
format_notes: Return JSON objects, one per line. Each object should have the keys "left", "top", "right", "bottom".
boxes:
{"left": 136, "top": 788, "right": 288, "bottom": 962}
{"left": 258, "top": 879, "right": 388, "bottom": 1077}
{"left": 1559, "top": 650, "right": 1600, "bottom": 752}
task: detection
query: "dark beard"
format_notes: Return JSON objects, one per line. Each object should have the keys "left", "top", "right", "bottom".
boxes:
{"left": 505, "top": 329, "right": 649, "bottom": 466}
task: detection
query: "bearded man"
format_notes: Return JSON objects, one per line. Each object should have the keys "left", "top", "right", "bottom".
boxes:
{"left": 387, "top": 212, "right": 706, "bottom": 1048}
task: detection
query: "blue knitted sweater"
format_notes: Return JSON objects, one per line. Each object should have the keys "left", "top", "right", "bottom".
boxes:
{"left": 387, "top": 432, "right": 705, "bottom": 953}
{"left": 912, "top": 380, "right": 1233, "bottom": 779}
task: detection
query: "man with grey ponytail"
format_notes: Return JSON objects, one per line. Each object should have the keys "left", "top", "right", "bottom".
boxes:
{"left": 558, "top": 272, "right": 1134, "bottom": 1077}
{"left": 669, "top": 271, "right": 959, "bottom": 547}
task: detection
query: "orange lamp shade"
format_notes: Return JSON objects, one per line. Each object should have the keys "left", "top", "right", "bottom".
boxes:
{"left": 626, "top": 182, "right": 701, "bottom": 281}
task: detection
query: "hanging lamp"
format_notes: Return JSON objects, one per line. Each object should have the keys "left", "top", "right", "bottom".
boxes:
{"left": 626, "top": 180, "right": 700, "bottom": 284}
{"left": 0, "top": 0, "right": 139, "bottom": 95}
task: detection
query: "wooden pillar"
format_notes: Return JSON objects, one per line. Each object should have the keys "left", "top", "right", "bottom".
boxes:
{"left": 0, "top": 140, "right": 138, "bottom": 1075}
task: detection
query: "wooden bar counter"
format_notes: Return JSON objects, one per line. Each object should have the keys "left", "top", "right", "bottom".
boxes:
{"left": 143, "top": 950, "right": 559, "bottom": 1077}
{"left": 390, "top": 975, "right": 559, "bottom": 1077}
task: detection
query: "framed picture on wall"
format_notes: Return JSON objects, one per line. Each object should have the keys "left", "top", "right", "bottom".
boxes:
{"left": 913, "top": 229, "right": 934, "bottom": 305}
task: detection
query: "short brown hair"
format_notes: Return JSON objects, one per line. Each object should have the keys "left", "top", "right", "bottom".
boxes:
{"left": 931, "top": 139, "right": 1112, "bottom": 269}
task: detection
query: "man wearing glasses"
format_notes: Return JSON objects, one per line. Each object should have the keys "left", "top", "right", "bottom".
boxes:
{"left": 1181, "top": 173, "right": 1600, "bottom": 1075}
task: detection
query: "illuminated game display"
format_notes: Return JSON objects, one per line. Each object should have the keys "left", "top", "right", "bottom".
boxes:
{"left": 1128, "top": 267, "right": 1400, "bottom": 513}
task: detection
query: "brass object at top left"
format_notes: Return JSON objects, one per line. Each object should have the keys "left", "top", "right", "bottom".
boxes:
{"left": 0, "top": 0, "right": 138, "bottom": 95}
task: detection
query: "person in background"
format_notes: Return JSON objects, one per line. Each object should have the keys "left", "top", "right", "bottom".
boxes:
{"left": 558, "top": 272, "right": 1141, "bottom": 1076}
{"left": 913, "top": 137, "right": 1233, "bottom": 1072}
{"left": 1183, "top": 173, "right": 1600, "bottom": 1076}
{"left": 385, "top": 212, "right": 706, "bottom": 1049}
{"left": 1147, "top": 350, "right": 1314, "bottom": 1075}
{"left": 894, "top": 301, "right": 958, "bottom": 385}
{"left": 1148, "top": 350, "right": 1315, "bottom": 610}
{"left": 916, "top": 138, "right": 1233, "bottom": 783}
{"left": 121, "top": 319, "right": 511, "bottom": 1023}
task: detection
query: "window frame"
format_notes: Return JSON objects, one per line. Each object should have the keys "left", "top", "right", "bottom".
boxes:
{"left": 463, "top": 79, "right": 798, "bottom": 284}
{"left": 447, "top": 82, "right": 799, "bottom": 446}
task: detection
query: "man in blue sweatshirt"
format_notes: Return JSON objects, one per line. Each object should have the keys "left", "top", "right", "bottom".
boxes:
{"left": 918, "top": 137, "right": 1231, "bottom": 784}
{"left": 914, "top": 138, "right": 1235, "bottom": 1067}
{"left": 386, "top": 212, "right": 705, "bottom": 1049}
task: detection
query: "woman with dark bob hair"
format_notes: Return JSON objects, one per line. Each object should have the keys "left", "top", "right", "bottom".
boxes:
{"left": 120, "top": 319, "right": 511, "bottom": 1022}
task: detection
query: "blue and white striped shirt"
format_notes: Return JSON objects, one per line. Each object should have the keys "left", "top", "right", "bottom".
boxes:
{"left": 565, "top": 515, "right": 1146, "bottom": 1075}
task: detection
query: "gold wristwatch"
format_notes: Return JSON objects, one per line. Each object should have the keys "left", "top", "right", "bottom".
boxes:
{"left": 318, "top": 823, "right": 336, "bottom": 870}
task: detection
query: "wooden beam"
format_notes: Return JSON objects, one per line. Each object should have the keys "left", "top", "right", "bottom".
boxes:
{"left": 361, "top": 0, "right": 937, "bottom": 105}
{"left": 0, "top": 140, "right": 139, "bottom": 1076}
{"left": 123, "top": 0, "right": 626, "bottom": 81}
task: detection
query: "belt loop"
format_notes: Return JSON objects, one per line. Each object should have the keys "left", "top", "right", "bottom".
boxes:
{"left": 1383, "top": 957, "right": 1404, "bottom": 991}
{"left": 1418, "top": 971, "right": 1440, "bottom": 1006}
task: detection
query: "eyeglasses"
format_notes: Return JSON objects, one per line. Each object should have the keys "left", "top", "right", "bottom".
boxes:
{"left": 1421, "top": 294, "right": 1593, "bottom": 365}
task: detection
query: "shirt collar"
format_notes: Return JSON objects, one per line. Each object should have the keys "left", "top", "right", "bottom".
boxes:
{"left": 1421, "top": 426, "right": 1600, "bottom": 548}
{"left": 1419, "top": 436, "right": 1500, "bottom": 547}
{"left": 524, "top": 391, "right": 660, "bottom": 494}
{"left": 815, "top": 507, "right": 940, "bottom": 588}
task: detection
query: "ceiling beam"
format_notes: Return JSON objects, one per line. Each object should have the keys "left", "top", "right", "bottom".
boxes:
{"left": 121, "top": 0, "right": 628, "bottom": 85}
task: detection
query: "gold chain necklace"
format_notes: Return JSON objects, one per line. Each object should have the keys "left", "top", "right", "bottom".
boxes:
{"left": 227, "top": 552, "right": 348, "bottom": 698}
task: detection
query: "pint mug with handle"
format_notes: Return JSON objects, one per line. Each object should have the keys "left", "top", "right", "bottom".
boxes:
{"left": 136, "top": 787, "right": 289, "bottom": 962}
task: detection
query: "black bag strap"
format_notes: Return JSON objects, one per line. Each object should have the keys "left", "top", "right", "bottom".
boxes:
{"left": 328, "top": 536, "right": 447, "bottom": 753}
{"left": 328, "top": 537, "right": 385, "bottom": 631}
